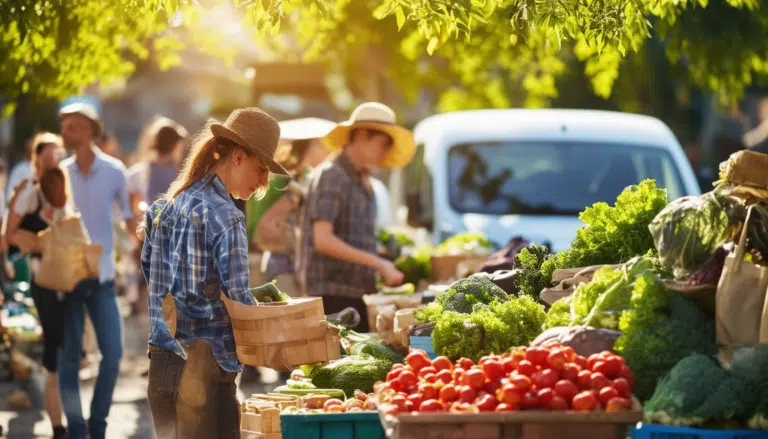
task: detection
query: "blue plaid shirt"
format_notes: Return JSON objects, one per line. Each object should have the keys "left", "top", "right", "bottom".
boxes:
{"left": 141, "top": 175, "right": 255, "bottom": 372}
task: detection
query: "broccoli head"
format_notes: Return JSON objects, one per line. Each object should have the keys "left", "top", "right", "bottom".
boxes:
{"left": 436, "top": 273, "right": 509, "bottom": 313}
{"left": 720, "top": 344, "right": 768, "bottom": 429}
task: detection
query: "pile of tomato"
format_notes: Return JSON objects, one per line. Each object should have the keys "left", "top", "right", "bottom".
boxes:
{"left": 376, "top": 344, "right": 635, "bottom": 415}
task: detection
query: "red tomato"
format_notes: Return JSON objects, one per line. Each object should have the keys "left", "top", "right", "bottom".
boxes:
{"left": 405, "top": 385, "right": 418, "bottom": 395}
{"left": 605, "top": 397, "right": 631, "bottom": 413}
{"left": 418, "top": 366, "right": 438, "bottom": 379}
{"left": 510, "top": 374, "right": 533, "bottom": 392}
{"left": 496, "top": 383, "right": 523, "bottom": 405}
{"left": 475, "top": 394, "right": 498, "bottom": 412}
{"left": 456, "top": 358, "right": 475, "bottom": 370}
{"left": 418, "top": 399, "right": 442, "bottom": 413}
{"left": 531, "top": 369, "right": 560, "bottom": 390}
{"left": 602, "top": 356, "right": 624, "bottom": 379}
{"left": 463, "top": 368, "right": 486, "bottom": 390}
{"left": 574, "top": 355, "right": 588, "bottom": 369}
{"left": 525, "top": 347, "right": 550, "bottom": 366}
{"left": 439, "top": 383, "right": 459, "bottom": 402}
{"left": 572, "top": 391, "right": 598, "bottom": 412}
{"left": 587, "top": 353, "right": 603, "bottom": 370}
{"left": 546, "top": 350, "right": 568, "bottom": 370}
{"left": 399, "top": 370, "right": 418, "bottom": 387}
{"left": 598, "top": 386, "right": 619, "bottom": 406}
{"left": 550, "top": 395, "right": 569, "bottom": 410}
{"left": 404, "top": 400, "right": 415, "bottom": 412}
{"left": 516, "top": 360, "right": 537, "bottom": 377}
{"left": 592, "top": 361, "right": 612, "bottom": 378}
{"left": 576, "top": 370, "right": 593, "bottom": 389}
{"left": 559, "top": 346, "right": 576, "bottom": 362}
{"left": 390, "top": 377, "right": 405, "bottom": 393}
{"left": 419, "top": 383, "right": 439, "bottom": 401}
{"left": 424, "top": 374, "right": 438, "bottom": 384}
{"left": 453, "top": 367, "right": 466, "bottom": 381}
{"left": 520, "top": 391, "right": 540, "bottom": 410}
{"left": 386, "top": 369, "right": 402, "bottom": 382}
{"left": 391, "top": 363, "right": 405, "bottom": 372}
{"left": 458, "top": 385, "right": 478, "bottom": 403}
{"left": 554, "top": 379, "right": 579, "bottom": 401}
{"left": 562, "top": 363, "right": 582, "bottom": 382}
{"left": 432, "top": 356, "right": 453, "bottom": 372}
{"left": 495, "top": 403, "right": 518, "bottom": 412}
{"left": 392, "top": 395, "right": 408, "bottom": 412}
{"left": 591, "top": 372, "right": 611, "bottom": 391}
{"left": 612, "top": 378, "right": 631, "bottom": 398}
{"left": 482, "top": 360, "right": 505, "bottom": 381}
{"left": 436, "top": 369, "right": 453, "bottom": 384}
{"left": 502, "top": 357, "right": 518, "bottom": 374}
{"left": 483, "top": 379, "right": 503, "bottom": 396}
{"left": 406, "top": 351, "right": 431, "bottom": 373}
{"left": 619, "top": 365, "right": 634, "bottom": 389}
{"left": 537, "top": 388, "right": 555, "bottom": 409}
{"left": 407, "top": 393, "right": 423, "bottom": 409}
{"left": 509, "top": 348, "right": 526, "bottom": 363}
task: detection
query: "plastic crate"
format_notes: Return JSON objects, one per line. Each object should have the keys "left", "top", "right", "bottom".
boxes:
{"left": 631, "top": 423, "right": 768, "bottom": 439}
{"left": 409, "top": 336, "right": 436, "bottom": 359}
{"left": 280, "top": 412, "right": 385, "bottom": 439}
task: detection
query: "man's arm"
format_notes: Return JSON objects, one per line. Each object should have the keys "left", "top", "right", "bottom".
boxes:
{"left": 116, "top": 169, "right": 139, "bottom": 236}
{"left": 313, "top": 220, "right": 384, "bottom": 271}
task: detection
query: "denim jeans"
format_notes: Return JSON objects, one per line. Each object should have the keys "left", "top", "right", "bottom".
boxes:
{"left": 147, "top": 340, "right": 240, "bottom": 439}
{"left": 58, "top": 280, "right": 123, "bottom": 439}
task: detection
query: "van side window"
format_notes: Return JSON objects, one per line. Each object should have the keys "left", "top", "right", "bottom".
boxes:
{"left": 405, "top": 144, "right": 434, "bottom": 230}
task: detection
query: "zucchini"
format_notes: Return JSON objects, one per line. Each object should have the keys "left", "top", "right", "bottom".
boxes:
{"left": 273, "top": 385, "right": 346, "bottom": 400}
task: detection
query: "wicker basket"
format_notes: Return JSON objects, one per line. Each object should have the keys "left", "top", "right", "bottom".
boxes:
{"left": 222, "top": 296, "right": 340, "bottom": 371}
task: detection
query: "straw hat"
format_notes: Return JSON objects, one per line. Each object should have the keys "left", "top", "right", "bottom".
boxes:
{"left": 210, "top": 107, "right": 289, "bottom": 176}
{"left": 279, "top": 118, "right": 336, "bottom": 141}
{"left": 59, "top": 102, "right": 104, "bottom": 138}
{"left": 322, "top": 102, "right": 415, "bottom": 168}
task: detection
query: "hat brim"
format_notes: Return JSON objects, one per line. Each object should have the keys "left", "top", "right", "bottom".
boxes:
{"left": 210, "top": 123, "right": 290, "bottom": 176}
{"left": 321, "top": 121, "right": 416, "bottom": 169}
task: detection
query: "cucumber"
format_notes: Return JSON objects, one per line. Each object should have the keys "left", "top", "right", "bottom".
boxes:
{"left": 273, "top": 386, "right": 346, "bottom": 400}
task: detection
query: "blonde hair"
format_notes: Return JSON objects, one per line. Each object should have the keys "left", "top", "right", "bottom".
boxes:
{"left": 166, "top": 122, "right": 268, "bottom": 201}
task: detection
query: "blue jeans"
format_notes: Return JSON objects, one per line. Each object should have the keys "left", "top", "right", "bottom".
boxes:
{"left": 58, "top": 280, "right": 123, "bottom": 439}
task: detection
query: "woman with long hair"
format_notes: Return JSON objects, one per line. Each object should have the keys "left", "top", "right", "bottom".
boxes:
{"left": 248, "top": 118, "right": 333, "bottom": 296}
{"left": 2, "top": 132, "right": 71, "bottom": 439}
{"left": 139, "top": 108, "right": 287, "bottom": 439}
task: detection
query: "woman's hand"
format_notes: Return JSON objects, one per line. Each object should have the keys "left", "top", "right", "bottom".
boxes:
{"left": 376, "top": 258, "right": 405, "bottom": 287}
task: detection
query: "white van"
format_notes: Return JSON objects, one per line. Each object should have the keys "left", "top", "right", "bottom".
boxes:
{"left": 389, "top": 109, "right": 701, "bottom": 252}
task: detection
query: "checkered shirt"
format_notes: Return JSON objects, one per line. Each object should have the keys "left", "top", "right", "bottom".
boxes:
{"left": 141, "top": 175, "right": 255, "bottom": 372}
{"left": 297, "top": 152, "right": 377, "bottom": 298}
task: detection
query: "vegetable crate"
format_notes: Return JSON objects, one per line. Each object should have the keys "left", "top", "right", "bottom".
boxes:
{"left": 631, "top": 424, "right": 768, "bottom": 439}
{"left": 408, "top": 336, "right": 435, "bottom": 359}
{"left": 280, "top": 412, "right": 385, "bottom": 439}
{"left": 380, "top": 405, "right": 643, "bottom": 439}
{"left": 222, "top": 296, "right": 340, "bottom": 371}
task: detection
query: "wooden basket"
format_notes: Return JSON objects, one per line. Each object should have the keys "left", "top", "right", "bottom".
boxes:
{"left": 380, "top": 399, "right": 643, "bottom": 439}
{"left": 221, "top": 296, "right": 340, "bottom": 371}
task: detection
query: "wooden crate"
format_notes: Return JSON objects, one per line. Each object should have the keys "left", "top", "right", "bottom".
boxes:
{"left": 222, "top": 296, "right": 340, "bottom": 371}
{"left": 380, "top": 403, "right": 643, "bottom": 439}
{"left": 242, "top": 407, "right": 282, "bottom": 439}
{"left": 430, "top": 255, "right": 487, "bottom": 282}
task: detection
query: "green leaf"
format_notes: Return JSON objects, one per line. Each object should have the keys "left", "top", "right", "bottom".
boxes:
{"left": 427, "top": 36, "right": 438, "bottom": 54}
{"left": 396, "top": 6, "right": 406, "bottom": 30}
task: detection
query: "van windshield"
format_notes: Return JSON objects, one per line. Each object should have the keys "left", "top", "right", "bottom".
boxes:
{"left": 448, "top": 141, "right": 686, "bottom": 215}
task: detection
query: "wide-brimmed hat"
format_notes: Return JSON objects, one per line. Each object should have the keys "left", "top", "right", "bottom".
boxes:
{"left": 210, "top": 107, "right": 289, "bottom": 176}
{"left": 322, "top": 102, "right": 415, "bottom": 168}
{"left": 279, "top": 118, "right": 336, "bottom": 141}
{"left": 59, "top": 102, "right": 104, "bottom": 138}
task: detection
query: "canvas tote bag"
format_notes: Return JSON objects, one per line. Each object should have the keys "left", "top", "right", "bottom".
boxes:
{"left": 36, "top": 214, "right": 102, "bottom": 292}
{"left": 715, "top": 205, "right": 768, "bottom": 346}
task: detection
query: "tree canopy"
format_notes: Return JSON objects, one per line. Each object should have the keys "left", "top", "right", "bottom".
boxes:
{"left": 2, "top": 0, "right": 768, "bottom": 114}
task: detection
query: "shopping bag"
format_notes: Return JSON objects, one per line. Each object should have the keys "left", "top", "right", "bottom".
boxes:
{"left": 36, "top": 215, "right": 102, "bottom": 293}
{"left": 715, "top": 205, "right": 768, "bottom": 346}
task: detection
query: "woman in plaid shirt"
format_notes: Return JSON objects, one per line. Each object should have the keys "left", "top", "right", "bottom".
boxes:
{"left": 138, "top": 108, "right": 288, "bottom": 439}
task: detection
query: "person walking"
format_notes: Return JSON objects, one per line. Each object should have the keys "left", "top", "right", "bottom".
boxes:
{"left": 296, "top": 102, "right": 415, "bottom": 332}
{"left": 57, "top": 103, "right": 136, "bottom": 439}
{"left": 139, "top": 108, "right": 288, "bottom": 439}
{"left": 250, "top": 118, "right": 334, "bottom": 296}
{"left": 2, "top": 132, "right": 69, "bottom": 439}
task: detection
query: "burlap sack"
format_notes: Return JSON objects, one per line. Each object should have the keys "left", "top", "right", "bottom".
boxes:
{"left": 715, "top": 206, "right": 768, "bottom": 346}
{"left": 36, "top": 215, "right": 102, "bottom": 292}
